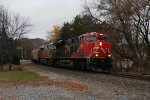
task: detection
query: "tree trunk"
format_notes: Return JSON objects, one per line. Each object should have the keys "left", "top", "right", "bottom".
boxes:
{"left": 0, "top": 60, "right": 3, "bottom": 71}
{"left": 8, "top": 50, "right": 13, "bottom": 71}
{"left": 144, "top": 36, "right": 150, "bottom": 59}
{"left": 9, "top": 62, "right": 12, "bottom": 71}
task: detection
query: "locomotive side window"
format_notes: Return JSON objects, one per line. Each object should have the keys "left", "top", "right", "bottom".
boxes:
{"left": 80, "top": 37, "right": 83, "bottom": 43}
{"left": 38, "top": 48, "right": 44, "bottom": 51}
{"left": 47, "top": 45, "right": 49, "bottom": 49}
{"left": 85, "top": 36, "right": 97, "bottom": 42}
{"left": 51, "top": 45, "right": 56, "bottom": 49}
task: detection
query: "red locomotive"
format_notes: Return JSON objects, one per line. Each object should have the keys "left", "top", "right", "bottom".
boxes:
{"left": 32, "top": 32, "right": 113, "bottom": 71}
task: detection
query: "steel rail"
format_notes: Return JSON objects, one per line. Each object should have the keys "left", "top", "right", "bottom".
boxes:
{"left": 103, "top": 72, "right": 150, "bottom": 81}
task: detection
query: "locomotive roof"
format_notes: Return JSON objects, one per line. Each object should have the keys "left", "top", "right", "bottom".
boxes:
{"left": 53, "top": 40, "right": 64, "bottom": 45}
{"left": 79, "top": 32, "right": 107, "bottom": 38}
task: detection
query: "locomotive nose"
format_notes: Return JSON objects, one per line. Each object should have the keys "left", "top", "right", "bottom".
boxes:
{"left": 93, "top": 41, "right": 112, "bottom": 58}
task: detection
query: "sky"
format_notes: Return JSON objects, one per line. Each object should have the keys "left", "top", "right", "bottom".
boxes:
{"left": 0, "top": 0, "right": 82, "bottom": 39}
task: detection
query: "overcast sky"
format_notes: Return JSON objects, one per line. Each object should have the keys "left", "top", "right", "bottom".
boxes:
{"left": 0, "top": 0, "right": 82, "bottom": 39}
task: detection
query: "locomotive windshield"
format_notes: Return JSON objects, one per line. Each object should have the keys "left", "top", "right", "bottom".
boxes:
{"left": 85, "top": 36, "right": 97, "bottom": 42}
{"left": 98, "top": 36, "right": 107, "bottom": 41}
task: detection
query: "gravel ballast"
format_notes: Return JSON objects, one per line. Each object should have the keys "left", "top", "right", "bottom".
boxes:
{"left": 0, "top": 60, "right": 149, "bottom": 100}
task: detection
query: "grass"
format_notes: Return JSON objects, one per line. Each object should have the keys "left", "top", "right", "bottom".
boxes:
{"left": 0, "top": 71, "right": 47, "bottom": 82}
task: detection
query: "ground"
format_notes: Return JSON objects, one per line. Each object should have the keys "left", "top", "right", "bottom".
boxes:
{"left": 0, "top": 60, "right": 149, "bottom": 100}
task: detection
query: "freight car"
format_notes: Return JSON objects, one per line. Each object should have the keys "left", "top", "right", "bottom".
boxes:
{"left": 32, "top": 32, "right": 113, "bottom": 72}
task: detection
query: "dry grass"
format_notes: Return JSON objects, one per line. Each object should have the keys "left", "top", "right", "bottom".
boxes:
{"left": 53, "top": 80, "right": 88, "bottom": 92}
{"left": 0, "top": 80, "right": 88, "bottom": 92}
{"left": 128, "top": 65, "right": 144, "bottom": 72}
{"left": 28, "top": 80, "right": 87, "bottom": 92}
{"left": 0, "top": 64, "right": 24, "bottom": 71}
{"left": 0, "top": 63, "right": 88, "bottom": 92}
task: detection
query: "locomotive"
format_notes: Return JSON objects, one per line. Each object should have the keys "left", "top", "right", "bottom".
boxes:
{"left": 32, "top": 32, "right": 113, "bottom": 71}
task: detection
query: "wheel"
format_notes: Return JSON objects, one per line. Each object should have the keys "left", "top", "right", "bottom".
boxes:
{"left": 46, "top": 59, "right": 49, "bottom": 65}
{"left": 86, "top": 64, "right": 90, "bottom": 70}
{"left": 73, "top": 61, "right": 78, "bottom": 69}
{"left": 53, "top": 60, "right": 59, "bottom": 67}
{"left": 38, "top": 59, "right": 41, "bottom": 64}
{"left": 102, "top": 63, "right": 112, "bottom": 72}
{"left": 107, "top": 63, "right": 113, "bottom": 72}
{"left": 88, "top": 64, "right": 98, "bottom": 72}
{"left": 92, "top": 65, "right": 98, "bottom": 72}
{"left": 80, "top": 62, "right": 87, "bottom": 71}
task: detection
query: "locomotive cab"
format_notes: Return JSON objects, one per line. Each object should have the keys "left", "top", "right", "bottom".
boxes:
{"left": 78, "top": 32, "right": 113, "bottom": 71}
{"left": 93, "top": 34, "right": 112, "bottom": 58}
{"left": 78, "top": 32, "right": 112, "bottom": 59}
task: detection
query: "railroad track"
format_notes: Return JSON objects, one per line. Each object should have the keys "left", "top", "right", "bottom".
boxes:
{"left": 31, "top": 61, "right": 150, "bottom": 81}
{"left": 103, "top": 72, "right": 150, "bottom": 81}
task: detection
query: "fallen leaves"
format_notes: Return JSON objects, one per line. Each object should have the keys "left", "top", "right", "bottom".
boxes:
{"left": 0, "top": 80, "right": 88, "bottom": 92}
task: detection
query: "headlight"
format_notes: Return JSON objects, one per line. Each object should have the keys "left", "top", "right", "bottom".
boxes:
{"left": 99, "top": 42, "right": 102, "bottom": 46}
{"left": 108, "top": 54, "right": 111, "bottom": 57}
{"left": 95, "top": 54, "right": 98, "bottom": 57}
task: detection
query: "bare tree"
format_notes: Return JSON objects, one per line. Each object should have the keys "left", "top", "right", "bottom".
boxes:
{"left": 0, "top": 5, "right": 9, "bottom": 70}
{"left": 7, "top": 14, "right": 32, "bottom": 40}
{"left": 83, "top": 0, "right": 150, "bottom": 67}
{"left": 131, "top": 0, "right": 150, "bottom": 58}
{"left": 0, "top": 5, "right": 32, "bottom": 70}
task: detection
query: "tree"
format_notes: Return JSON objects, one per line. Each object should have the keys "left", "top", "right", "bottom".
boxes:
{"left": 83, "top": 0, "right": 150, "bottom": 67}
{"left": 0, "top": 23, "right": 8, "bottom": 70}
{"left": 0, "top": 5, "right": 31, "bottom": 70}
{"left": 60, "top": 22, "right": 73, "bottom": 40}
{"left": 0, "top": 6, "right": 10, "bottom": 70}
{"left": 47, "top": 25, "right": 61, "bottom": 42}
{"left": 71, "top": 15, "right": 99, "bottom": 36}
{"left": 60, "top": 15, "right": 99, "bottom": 40}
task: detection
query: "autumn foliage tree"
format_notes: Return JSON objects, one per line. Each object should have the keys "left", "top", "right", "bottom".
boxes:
{"left": 47, "top": 25, "right": 61, "bottom": 42}
{"left": 47, "top": 15, "right": 99, "bottom": 42}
